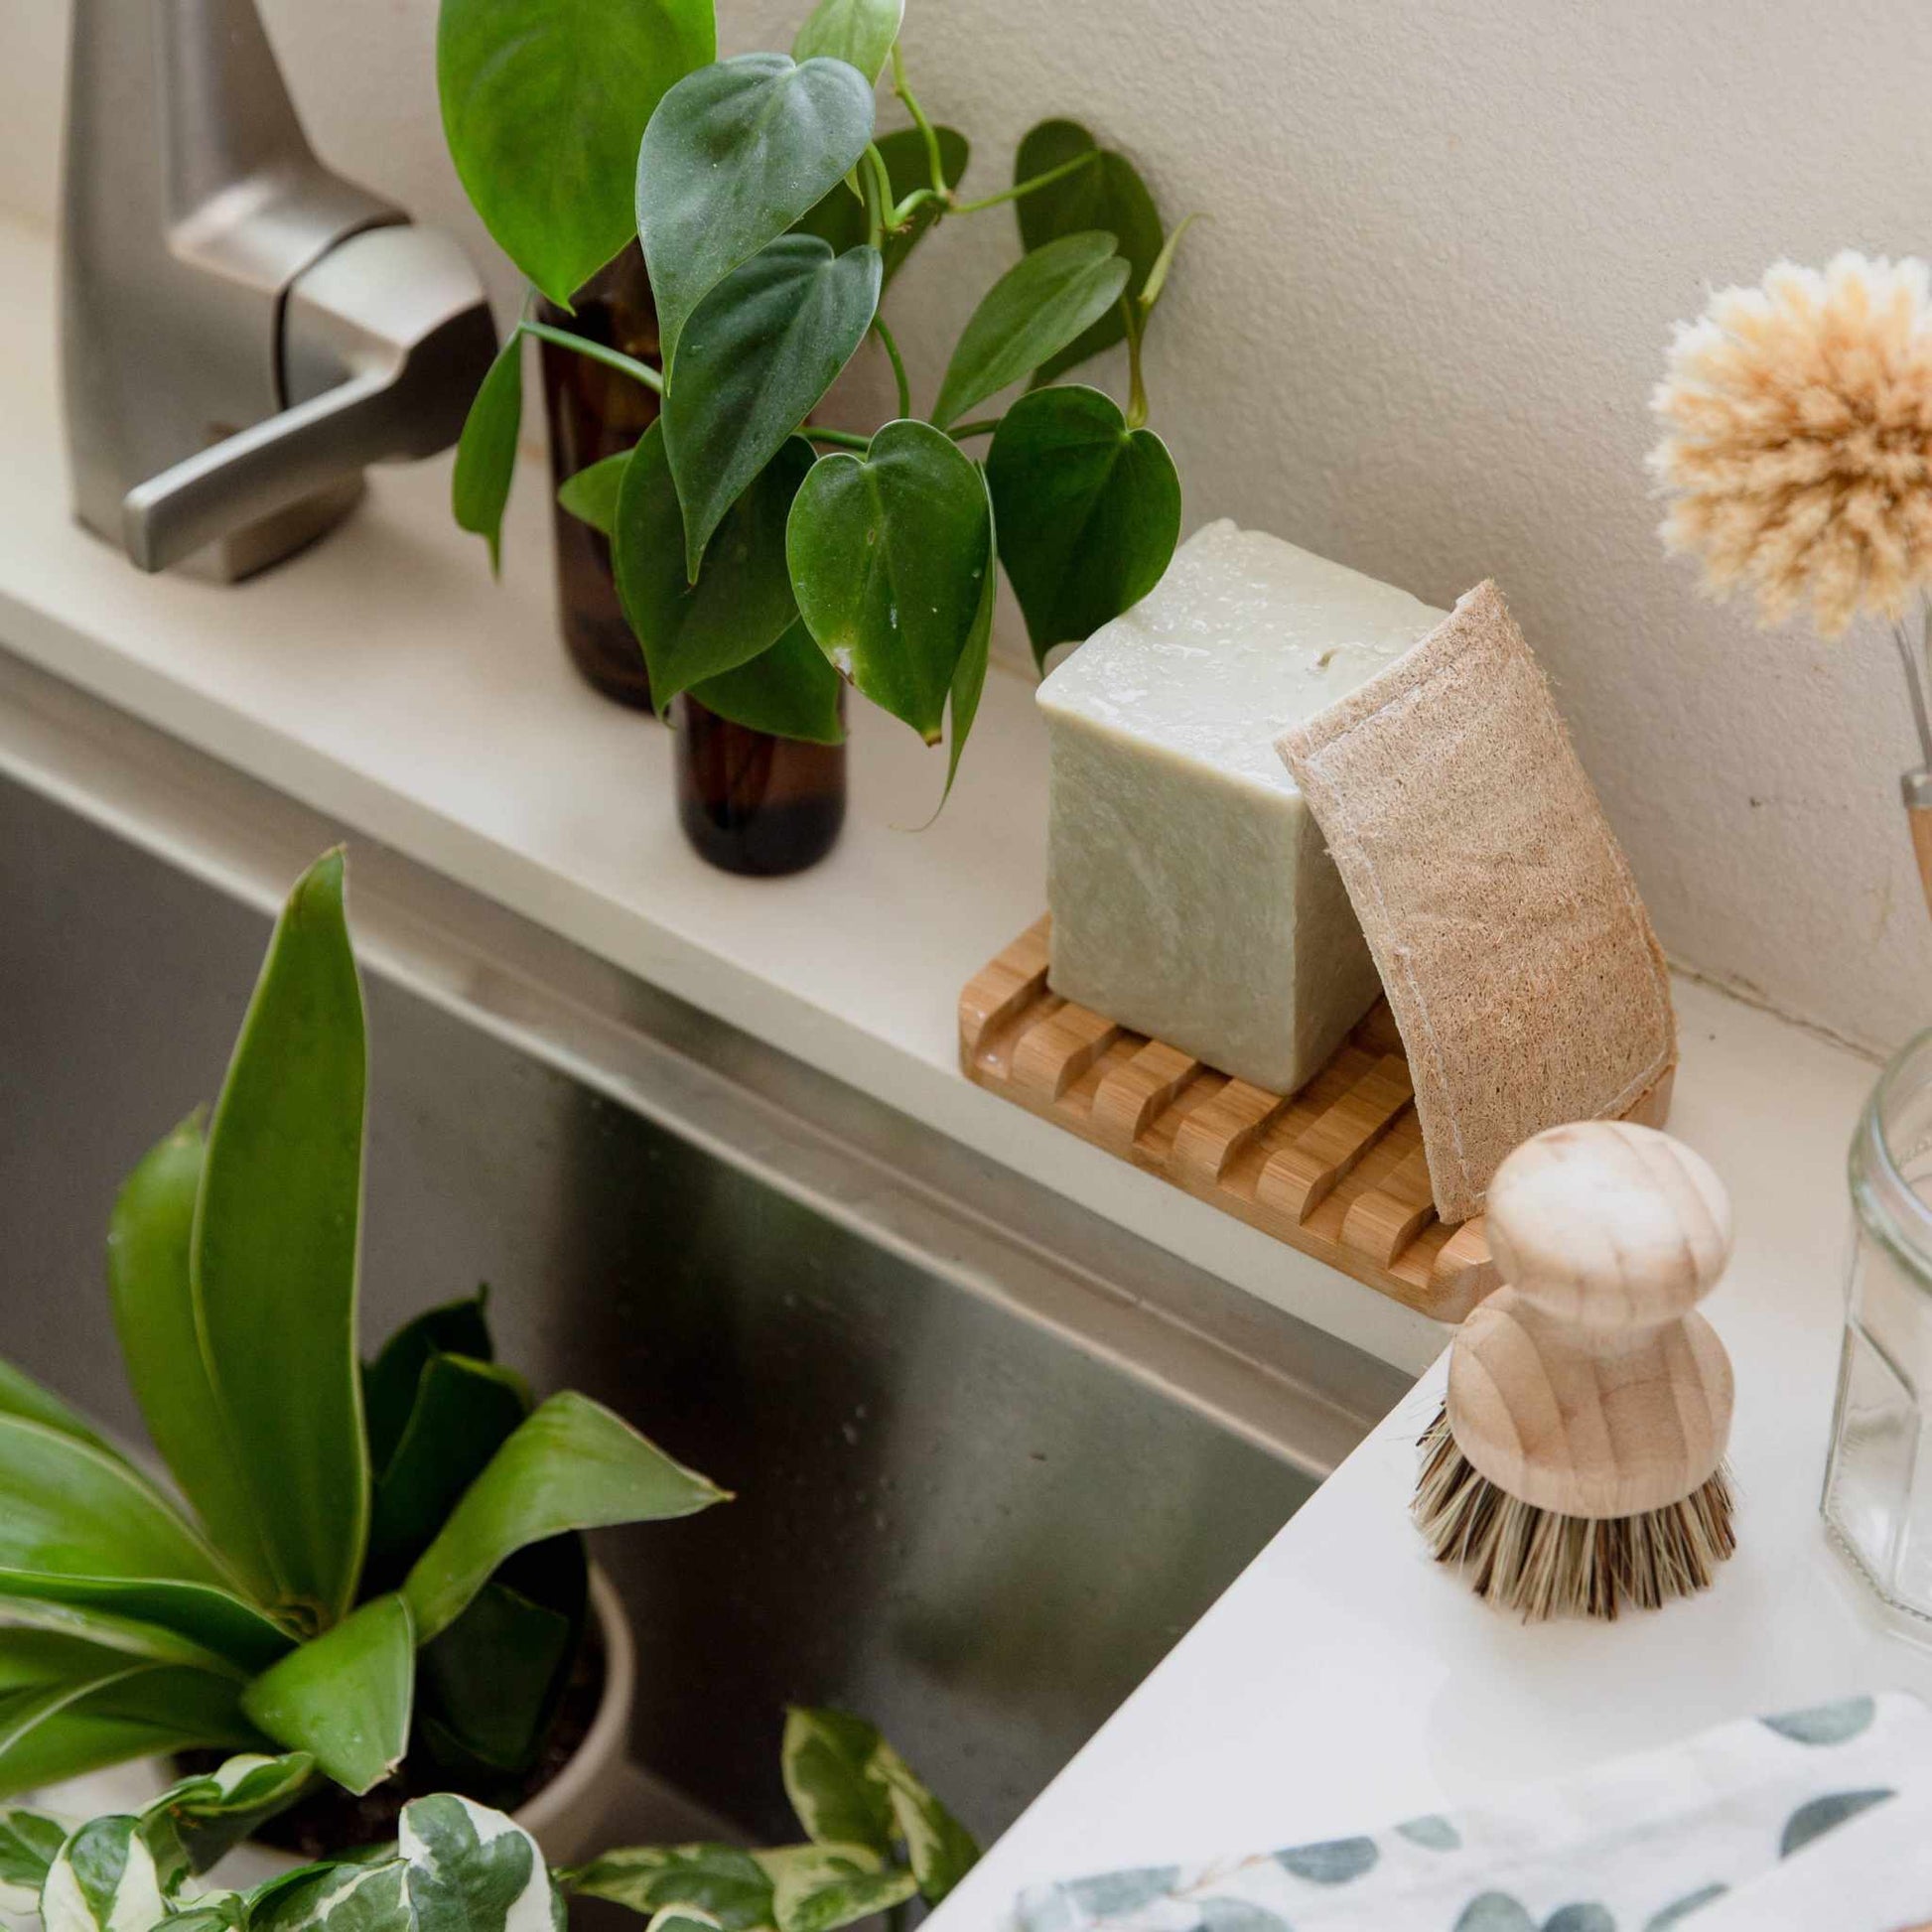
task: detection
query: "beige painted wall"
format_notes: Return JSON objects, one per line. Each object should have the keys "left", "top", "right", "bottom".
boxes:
{"left": 8, "top": 0, "right": 1932, "bottom": 1053}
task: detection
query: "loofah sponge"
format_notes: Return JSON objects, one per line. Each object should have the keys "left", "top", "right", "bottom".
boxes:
{"left": 1276, "top": 581, "right": 1675, "bottom": 1222}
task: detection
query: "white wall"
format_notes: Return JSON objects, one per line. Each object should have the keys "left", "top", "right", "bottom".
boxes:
{"left": 8, "top": 0, "right": 1932, "bottom": 1054}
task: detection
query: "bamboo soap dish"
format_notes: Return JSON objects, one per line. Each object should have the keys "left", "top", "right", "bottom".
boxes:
{"left": 958, "top": 917, "right": 1675, "bottom": 1323}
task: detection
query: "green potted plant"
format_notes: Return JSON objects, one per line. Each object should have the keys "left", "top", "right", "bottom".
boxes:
{"left": 0, "top": 853, "right": 726, "bottom": 1863}
{"left": 4, "top": 1716, "right": 976, "bottom": 1932}
{"left": 441, "top": 0, "right": 1193, "bottom": 869}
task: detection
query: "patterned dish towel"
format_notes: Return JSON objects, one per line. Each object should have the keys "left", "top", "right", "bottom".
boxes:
{"left": 1013, "top": 1695, "right": 1932, "bottom": 1932}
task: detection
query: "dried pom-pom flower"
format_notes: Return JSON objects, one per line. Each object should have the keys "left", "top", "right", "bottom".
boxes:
{"left": 1649, "top": 253, "right": 1932, "bottom": 636}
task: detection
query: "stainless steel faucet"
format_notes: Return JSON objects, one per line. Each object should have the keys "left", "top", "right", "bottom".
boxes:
{"left": 61, "top": 0, "right": 498, "bottom": 579}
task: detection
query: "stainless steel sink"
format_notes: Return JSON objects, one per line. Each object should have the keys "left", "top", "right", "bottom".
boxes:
{"left": 0, "top": 644, "right": 1406, "bottom": 1848}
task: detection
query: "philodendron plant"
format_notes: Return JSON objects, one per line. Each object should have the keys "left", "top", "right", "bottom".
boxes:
{"left": 0, "top": 852, "right": 726, "bottom": 1805}
{"left": 442, "top": 0, "right": 1191, "bottom": 793}
{"left": 0, "top": 1714, "right": 977, "bottom": 1932}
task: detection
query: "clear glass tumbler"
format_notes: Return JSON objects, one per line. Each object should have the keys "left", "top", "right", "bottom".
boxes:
{"left": 1824, "top": 1028, "right": 1932, "bottom": 1626}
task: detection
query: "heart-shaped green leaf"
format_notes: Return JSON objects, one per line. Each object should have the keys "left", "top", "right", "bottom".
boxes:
{"left": 401, "top": 1393, "right": 727, "bottom": 1643}
{"left": 941, "top": 471, "right": 996, "bottom": 805}
{"left": 791, "top": 0, "right": 902, "bottom": 82}
{"left": 1014, "top": 121, "right": 1163, "bottom": 383}
{"left": 690, "top": 621, "right": 846, "bottom": 745}
{"left": 794, "top": 126, "right": 968, "bottom": 284}
{"left": 786, "top": 421, "right": 992, "bottom": 743}
{"left": 195, "top": 851, "right": 369, "bottom": 1630}
{"left": 556, "top": 452, "right": 630, "bottom": 537}
{"left": 452, "top": 336, "right": 522, "bottom": 574}
{"left": 439, "top": 0, "right": 715, "bottom": 310}
{"left": 637, "top": 55, "right": 877, "bottom": 374}
{"left": 932, "top": 234, "right": 1128, "bottom": 429}
{"left": 665, "top": 237, "right": 882, "bottom": 579}
{"left": 986, "top": 384, "right": 1180, "bottom": 661}
{"left": 240, "top": 1594, "right": 414, "bottom": 1796}
{"left": 615, "top": 423, "right": 815, "bottom": 713}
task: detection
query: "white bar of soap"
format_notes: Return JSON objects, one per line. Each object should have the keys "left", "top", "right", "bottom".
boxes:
{"left": 1036, "top": 520, "right": 1445, "bottom": 1092}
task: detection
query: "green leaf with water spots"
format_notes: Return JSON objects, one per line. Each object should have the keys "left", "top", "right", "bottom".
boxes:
{"left": 439, "top": 0, "right": 714, "bottom": 309}
{"left": 1013, "top": 122, "right": 1163, "bottom": 383}
{"left": 791, "top": 0, "right": 902, "bottom": 83}
{"left": 403, "top": 1394, "right": 725, "bottom": 1644}
{"left": 665, "top": 237, "right": 881, "bottom": 579}
{"left": 241, "top": 1594, "right": 414, "bottom": 1797}
{"left": 616, "top": 424, "right": 814, "bottom": 715}
{"left": 986, "top": 384, "right": 1178, "bottom": 662}
{"left": 785, "top": 421, "right": 991, "bottom": 744}
{"left": 638, "top": 56, "right": 877, "bottom": 374}
{"left": 932, "top": 234, "right": 1128, "bottom": 429}
{"left": 452, "top": 336, "right": 523, "bottom": 575}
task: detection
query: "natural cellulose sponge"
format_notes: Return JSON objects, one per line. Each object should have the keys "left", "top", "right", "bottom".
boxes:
{"left": 1036, "top": 520, "right": 1446, "bottom": 1093}
{"left": 1277, "top": 580, "right": 1677, "bottom": 1222}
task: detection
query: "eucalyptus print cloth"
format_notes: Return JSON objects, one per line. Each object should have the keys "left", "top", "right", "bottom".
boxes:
{"left": 1012, "top": 1694, "right": 1932, "bottom": 1932}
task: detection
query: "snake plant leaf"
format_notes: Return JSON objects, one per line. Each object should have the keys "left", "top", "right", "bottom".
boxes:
{"left": 107, "top": 1112, "right": 278, "bottom": 1601}
{"left": 0, "top": 1362, "right": 115, "bottom": 1458}
{"left": 985, "top": 384, "right": 1180, "bottom": 662}
{"left": 791, "top": 0, "right": 902, "bottom": 83}
{"left": 868, "top": 1743, "right": 978, "bottom": 1905}
{"left": 438, "top": 0, "right": 714, "bottom": 311}
{"left": 664, "top": 236, "right": 882, "bottom": 580}
{"left": 363, "top": 1294, "right": 495, "bottom": 1478}
{"left": 398, "top": 1792, "right": 562, "bottom": 1932}
{"left": 0, "top": 1664, "right": 260, "bottom": 1801}
{"left": 793, "top": 126, "right": 968, "bottom": 286}
{"left": 240, "top": 1594, "right": 414, "bottom": 1797}
{"left": 39, "top": 1814, "right": 168, "bottom": 1932}
{"left": 567, "top": 1845, "right": 775, "bottom": 1929}
{"left": 250, "top": 1858, "right": 411, "bottom": 1932}
{"left": 785, "top": 421, "right": 991, "bottom": 743}
{"left": 1013, "top": 121, "right": 1163, "bottom": 383}
{"left": 403, "top": 1393, "right": 726, "bottom": 1644}
{"left": 757, "top": 1846, "right": 910, "bottom": 1932}
{"left": 0, "top": 1809, "right": 65, "bottom": 1892}
{"left": 452, "top": 335, "right": 523, "bottom": 575}
{"left": 689, "top": 620, "right": 845, "bottom": 746}
{"left": 932, "top": 234, "right": 1130, "bottom": 429}
{"left": 195, "top": 850, "right": 369, "bottom": 1630}
{"left": 365, "top": 1357, "right": 530, "bottom": 1585}
{"left": 0, "top": 1573, "right": 293, "bottom": 1677}
{"left": 140, "top": 1752, "right": 316, "bottom": 1882}
{"left": 636, "top": 55, "right": 877, "bottom": 374}
{"left": 615, "top": 424, "right": 814, "bottom": 714}
{"left": 556, "top": 453, "right": 631, "bottom": 538}
{"left": 779, "top": 1710, "right": 893, "bottom": 1855}
{"left": 0, "top": 1416, "right": 226, "bottom": 1586}
{"left": 414, "top": 1540, "right": 586, "bottom": 1780}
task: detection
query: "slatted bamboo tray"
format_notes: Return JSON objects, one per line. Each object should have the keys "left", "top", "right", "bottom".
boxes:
{"left": 959, "top": 917, "right": 1673, "bottom": 1322}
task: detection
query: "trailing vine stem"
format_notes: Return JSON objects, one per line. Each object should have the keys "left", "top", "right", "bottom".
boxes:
{"left": 891, "top": 45, "right": 948, "bottom": 197}
{"left": 950, "top": 148, "right": 1097, "bottom": 215}
{"left": 520, "top": 319, "right": 663, "bottom": 395}
{"left": 873, "top": 314, "right": 912, "bottom": 419}
{"left": 1122, "top": 297, "right": 1149, "bottom": 430}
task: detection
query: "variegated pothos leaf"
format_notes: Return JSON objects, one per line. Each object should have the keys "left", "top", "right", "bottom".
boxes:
{"left": 41, "top": 1817, "right": 167, "bottom": 1932}
{"left": 753, "top": 1847, "right": 911, "bottom": 1932}
{"left": 399, "top": 1794, "right": 563, "bottom": 1932}
{"left": 142, "top": 1752, "right": 316, "bottom": 1883}
{"left": 248, "top": 1858, "right": 409, "bottom": 1932}
{"left": 564, "top": 1846, "right": 773, "bottom": 1930}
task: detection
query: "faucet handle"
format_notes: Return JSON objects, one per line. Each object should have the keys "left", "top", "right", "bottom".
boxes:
{"left": 122, "top": 226, "right": 497, "bottom": 574}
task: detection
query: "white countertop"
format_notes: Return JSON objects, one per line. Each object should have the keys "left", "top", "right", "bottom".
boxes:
{"left": 0, "top": 211, "right": 1446, "bottom": 1374}
{"left": 934, "top": 958, "right": 1932, "bottom": 1928}
{"left": 3, "top": 213, "right": 1922, "bottom": 1910}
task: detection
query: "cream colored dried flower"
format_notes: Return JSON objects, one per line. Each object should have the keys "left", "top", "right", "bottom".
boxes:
{"left": 1649, "top": 252, "right": 1932, "bottom": 636}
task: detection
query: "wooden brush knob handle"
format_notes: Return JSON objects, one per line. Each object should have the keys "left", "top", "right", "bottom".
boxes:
{"left": 1484, "top": 1120, "right": 1731, "bottom": 1329}
{"left": 1449, "top": 1121, "right": 1735, "bottom": 1520}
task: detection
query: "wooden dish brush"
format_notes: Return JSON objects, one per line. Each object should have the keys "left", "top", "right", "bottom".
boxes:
{"left": 1413, "top": 1119, "right": 1737, "bottom": 1620}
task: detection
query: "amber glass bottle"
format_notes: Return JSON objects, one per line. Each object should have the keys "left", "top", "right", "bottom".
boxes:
{"left": 537, "top": 241, "right": 660, "bottom": 710}
{"left": 674, "top": 692, "right": 847, "bottom": 877}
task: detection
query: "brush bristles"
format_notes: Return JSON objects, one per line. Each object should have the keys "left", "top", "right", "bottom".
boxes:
{"left": 1413, "top": 1406, "right": 1736, "bottom": 1621}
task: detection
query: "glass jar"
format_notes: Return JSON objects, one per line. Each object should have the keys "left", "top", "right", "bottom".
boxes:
{"left": 673, "top": 692, "right": 847, "bottom": 877}
{"left": 1823, "top": 1027, "right": 1932, "bottom": 1627}
{"left": 537, "top": 240, "right": 660, "bottom": 711}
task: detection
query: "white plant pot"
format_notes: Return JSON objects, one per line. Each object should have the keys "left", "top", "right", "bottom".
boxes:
{"left": 29, "top": 1568, "right": 636, "bottom": 1883}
